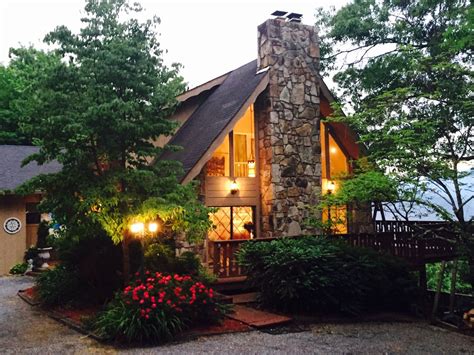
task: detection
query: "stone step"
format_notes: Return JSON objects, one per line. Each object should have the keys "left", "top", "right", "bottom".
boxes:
{"left": 227, "top": 304, "right": 292, "bottom": 329}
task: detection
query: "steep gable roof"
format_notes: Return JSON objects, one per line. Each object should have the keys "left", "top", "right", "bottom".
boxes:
{"left": 160, "top": 60, "right": 269, "bottom": 183}
{"left": 0, "top": 145, "right": 62, "bottom": 192}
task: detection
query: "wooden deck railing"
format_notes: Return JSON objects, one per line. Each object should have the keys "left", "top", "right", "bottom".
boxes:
{"left": 374, "top": 220, "right": 450, "bottom": 233}
{"left": 209, "top": 230, "right": 460, "bottom": 279}
{"left": 343, "top": 232, "right": 457, "bottom": 266}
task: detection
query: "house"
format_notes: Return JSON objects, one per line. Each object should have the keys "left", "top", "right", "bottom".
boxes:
{"left": 0, "top": 145, "right": 61, "bottom": 274}
{"left": 158, "top": 16, "right": 372, "bottom": 274}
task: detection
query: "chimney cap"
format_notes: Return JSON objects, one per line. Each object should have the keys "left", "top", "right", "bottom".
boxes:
{"left": 271, "top": 10, "right": 288, "bottom": 17}
{"left": 286, "top": 12, "right": 303, "bottom": 22}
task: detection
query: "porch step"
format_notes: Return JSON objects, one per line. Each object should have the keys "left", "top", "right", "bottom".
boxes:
{"left": 227, "top": 305, "right": 292, "bottom": 329}
{"left": 231, "top": 292, "right": 258, "bottom": 304}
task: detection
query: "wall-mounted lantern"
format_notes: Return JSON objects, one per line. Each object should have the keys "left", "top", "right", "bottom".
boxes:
{"left": 326, "top": 180, "right": 336, "bottom": 194}
{"left": 230, "top": 179, "right": 239, "bottom": 194}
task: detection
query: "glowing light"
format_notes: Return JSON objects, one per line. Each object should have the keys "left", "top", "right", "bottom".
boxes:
{"left": 327, "top": 180, "right": 336, "bottom": 194}
{"left": 248, "top": 159, "right": 256, "bottom": 177}
{"left": 330, "top": 147, "right": 338, "bottom": 154}
{"left": 130, "top": 222, "right": 144, "bottom": 234}
{"left": 230, "top": 179, "right": 239, "bottom": 194}
{"left": 148, "top": 222, "right": 159, "bottom": 233}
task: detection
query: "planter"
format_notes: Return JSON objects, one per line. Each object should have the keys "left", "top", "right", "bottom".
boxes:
{"left": 36, "top": 247, "right": 53, "bottom": 271}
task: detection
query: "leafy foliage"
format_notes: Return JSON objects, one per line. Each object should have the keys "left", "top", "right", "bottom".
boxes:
{"left": 36, "top": 265, "right": 82, "bottom": 307}
{"left": 14, "top": 0, "right": 212, "bottom": 280}
{"left": 51, "top": 229, "right": 123, "bottom": 304}
{"left": 427, "top": 260, "right": 472, "bottom": 294}
{"left": 0, "top": 48, "right": 61, "bottom": 145}
{"left": 316, "top": 0, "right": 473, "bottom": 228}
{"left": 93, "top": 272, "right": 228, "bottom": 343}
{"left": 9, "top": 263, "right": 27, "bottom": 275}
{"left": 238, "top": 236, "right": 417, "bottom": 315}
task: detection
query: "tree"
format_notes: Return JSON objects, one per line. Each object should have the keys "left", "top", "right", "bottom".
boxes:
{"left": 316, "top": 0, "right": 473, "bottom": 282}
{"left": 18, "top": 0, "right": 211, "bottom": 282}
{"left": 0, "top": 48, "right": 60, "bottom": 145}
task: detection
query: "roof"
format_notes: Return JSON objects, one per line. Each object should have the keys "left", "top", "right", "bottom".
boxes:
{"left": 160, "top": 60, "right": 269, "bottom": 182}
{"left": 0, "top": 145, "right": 62, "bottom": 192}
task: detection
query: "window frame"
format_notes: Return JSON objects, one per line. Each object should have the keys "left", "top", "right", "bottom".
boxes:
{"left": 209, "top": 205, "right": 256, "bottom": 240}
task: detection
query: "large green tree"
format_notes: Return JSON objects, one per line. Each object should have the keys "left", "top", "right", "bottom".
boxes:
{"left": 316, "top": 0, "right": 473, "bottom": 227}
{"left": 18, "top": 0, "right": 211, "bottom": 281}
{"left": 316, "top": 0, "right": 473, "bottom": 285}
{"left": 0, "top": 48, "right": 60, "bottom": 145}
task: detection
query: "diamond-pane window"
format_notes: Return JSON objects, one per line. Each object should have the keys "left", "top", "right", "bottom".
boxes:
{"left": 209, "top": 206, "right": 254, "bottom": 241}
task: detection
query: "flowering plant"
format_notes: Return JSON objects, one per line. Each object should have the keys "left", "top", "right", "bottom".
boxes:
{"left": 94, "top": 271, "right": 228, "bottom": 343}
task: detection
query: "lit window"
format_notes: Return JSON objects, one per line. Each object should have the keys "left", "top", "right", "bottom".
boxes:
{"left": 207, "top": 105, "right": 255, "bottom": 177}
{"left": 320, "top": 122, "right": 349, "bottom": 234}
{"left": 208, "top": 206, "right": 255, "bottom": 240}
{"left": 207, "top": 135, "right": 230, "bottom": 176}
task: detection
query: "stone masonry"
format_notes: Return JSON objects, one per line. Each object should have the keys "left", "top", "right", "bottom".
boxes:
{"left": 257, "top": 18, "right": 322, "bottom": 238}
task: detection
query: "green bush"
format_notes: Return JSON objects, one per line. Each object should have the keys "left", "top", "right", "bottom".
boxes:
{"left": 9, "top": 263, "right": 27, "bottom": 275}
{"left": 93, "top": 272, "right": 229, "bottom": 343}
{"left": 427, "top": 260, "right": 472, "bottom": 294}
{"left": 49, "top": 229, "right": 123, "bottom": 304}
{"left": 36, "top": 265, "right": 81, "bottom": 306}
{"left": 144, "top": 239, "right": 216, "bottom": 284}
{"left": 238, "top": 236, "right": 417, "bottom": 315}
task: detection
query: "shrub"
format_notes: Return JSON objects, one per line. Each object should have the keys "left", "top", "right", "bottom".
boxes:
{"left": 94, "top": 272, "right": 228, "bottom": 343}
{"left": 36, "top": 265, "right": 81, "bottom": 306}
{"left": 9, "top": 263, "right": 27, "bottom": 275}
{"left": 49, "top": 229, "right": 123, "bottom": 304}
{"left": 144, "top": 239, "right": 216, "bottom": 284}
{"left": 238, "top": 236, "right": 417, "bottom": 315}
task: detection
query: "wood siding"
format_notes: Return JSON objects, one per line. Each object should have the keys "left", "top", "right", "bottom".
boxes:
{"left": 205, "top": 176, "right": 259, "bottom": 207}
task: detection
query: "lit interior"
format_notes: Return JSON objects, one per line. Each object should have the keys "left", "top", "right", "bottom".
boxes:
{"left": 208, "top": 206, "right": 254, "bottom": 241}
{"left": 207, "top": 105, "right": 255, "bottom": 177}
{"left": 320, "top": 122, "right": 349, "bottom": 234}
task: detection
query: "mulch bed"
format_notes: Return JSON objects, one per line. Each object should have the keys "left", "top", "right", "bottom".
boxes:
{"left": 18, "top": 286, "right": 252, "bottom": 341}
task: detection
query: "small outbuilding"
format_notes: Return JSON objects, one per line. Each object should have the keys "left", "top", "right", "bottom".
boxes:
{"left": 0, "top": 145, "right": 61, "bottom": 274}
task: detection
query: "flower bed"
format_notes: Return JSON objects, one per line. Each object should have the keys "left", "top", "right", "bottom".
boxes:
{"left": 93, "top": 271, "right": 230, "bottom": 343}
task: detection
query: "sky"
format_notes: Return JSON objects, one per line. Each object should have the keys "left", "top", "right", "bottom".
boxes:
{"left": 0, "top": 0, "right": 349, "bottom": 88}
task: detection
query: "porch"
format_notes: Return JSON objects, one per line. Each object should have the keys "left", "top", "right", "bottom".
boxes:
{"left": 208, "top": 221, "right": 460, "bottom": 280}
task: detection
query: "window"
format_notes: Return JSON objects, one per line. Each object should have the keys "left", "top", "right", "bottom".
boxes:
{"left": 208, "top": 206, "right": 255, "bottom": 241}
{"left": 207, "top": 105, "right": 256, "bottom": 177}
{"left": 320, "top": 122, "right": 349, "bottom": 234}
{"left": 26, "top": 203, "right": 41, "bottom": 225}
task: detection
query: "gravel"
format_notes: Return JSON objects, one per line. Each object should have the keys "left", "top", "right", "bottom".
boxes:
{"left": 1, "top": 276, "right": 473, "bottom": 354}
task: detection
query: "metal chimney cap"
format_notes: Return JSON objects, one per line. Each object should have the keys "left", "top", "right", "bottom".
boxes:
{"left": 271, "top": 10, "right": 288, "bottom": 17}
{"left": 286, "top": 12, "right": 303, "bottom": 22}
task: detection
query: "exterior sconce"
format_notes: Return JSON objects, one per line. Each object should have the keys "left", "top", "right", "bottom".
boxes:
{"left": 248, "top": 159, "right": 256, "bottom": 177}
{"left": 327, "top": 180, "right": 336, "bottom": 194}
{"left": 230, "top": 179, "right": 239, "bottom": 194}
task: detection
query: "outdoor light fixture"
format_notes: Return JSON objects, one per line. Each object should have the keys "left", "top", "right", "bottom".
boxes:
{"left": 248, "top": 159, "right": 256, "bottom": 177}
{"left": 327, "top": 180, "right": 336, "bottom": 194}
{"left": 148, "top": 222, "right": 159, "bottom": 233}
{"left": 230, "top": 179, "right": 239, "bottom": 194}
{"left": 130, "top": 222, "right": 145, "bottom": 234}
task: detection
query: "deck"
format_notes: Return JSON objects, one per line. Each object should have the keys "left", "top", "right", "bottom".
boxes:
{"left": 209, "top": 221, "right": 460, "bottom": 279}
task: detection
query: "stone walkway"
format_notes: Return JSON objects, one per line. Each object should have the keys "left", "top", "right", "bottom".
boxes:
{"left": 1, "top": 276, "right": 474, "bottom": 354}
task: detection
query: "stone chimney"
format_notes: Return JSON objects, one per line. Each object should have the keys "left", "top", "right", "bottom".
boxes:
{"left": 256, "top": 18, "right": 321, "bottom": 238}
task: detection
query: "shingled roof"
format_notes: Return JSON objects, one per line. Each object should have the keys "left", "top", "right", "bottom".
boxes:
{"left": 160, "top": 60, "right": 269, "bottom": 182}
{"left": 0, "top": 145, "right": 62, "bottom": 192}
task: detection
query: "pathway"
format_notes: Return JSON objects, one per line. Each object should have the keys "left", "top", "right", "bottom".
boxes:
{"left": 1, "top": 276, "right": 473, "bottom": 354}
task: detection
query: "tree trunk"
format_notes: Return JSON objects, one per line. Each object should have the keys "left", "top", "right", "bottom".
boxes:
{"left": 122, "top": 230, "right": 131, "bottom": 285}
